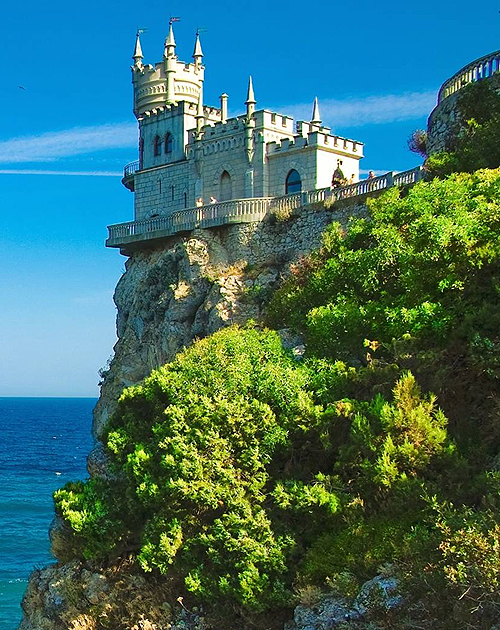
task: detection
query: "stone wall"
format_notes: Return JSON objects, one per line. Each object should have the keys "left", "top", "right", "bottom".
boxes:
{"left": 427, "top": 73, "right": 500, "bottom": 154}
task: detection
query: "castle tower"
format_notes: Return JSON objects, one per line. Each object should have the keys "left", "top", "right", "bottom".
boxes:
{"left": 131, "top": 21, "right": 206, "bottom": 117}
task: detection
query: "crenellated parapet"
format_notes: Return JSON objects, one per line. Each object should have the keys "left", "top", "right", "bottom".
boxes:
{"left": 267, "top": 130, "right": 363, "bottom": 159}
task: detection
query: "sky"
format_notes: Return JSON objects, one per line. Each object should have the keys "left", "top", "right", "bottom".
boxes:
{"left": 0, "top": 0, "right": 498, "bottom": 397}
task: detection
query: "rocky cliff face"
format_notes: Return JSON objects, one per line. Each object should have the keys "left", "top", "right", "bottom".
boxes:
{"left": 19, "top": 201, "right": 369, "bottom": 630}
{"left": 92, "top": 202, "right": 365, "bottom": 438}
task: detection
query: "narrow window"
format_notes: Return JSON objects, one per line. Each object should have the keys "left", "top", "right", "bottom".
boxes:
{"left": 139, "top": 137, "right": 144, "bottom": 169}
{"left": 184, "top": 192, "right": 187, "bottom": 208}
{"left": 285, "top": 169, "right": 301, "bottom": 194}
{"left": 158, "top": 179, "right": 162, "bottom": 194}
{"left": 170, "top": 185, "right": 174, "bottom": 201}
{"left": 154, "top": 135, "right": 161, "bottom": 156}
{"left": 164, "top": 133, "right": 173, "bottom": 154}
{"left": 220, "top": 170, "right": 232, "bottom": 201}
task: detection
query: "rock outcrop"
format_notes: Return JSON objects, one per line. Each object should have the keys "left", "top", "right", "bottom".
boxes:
{"left": 19, "top": 201, "right": 369, "bottom": 630}
{"left": 92, "top": 202, "right": 365, "bottom": 438}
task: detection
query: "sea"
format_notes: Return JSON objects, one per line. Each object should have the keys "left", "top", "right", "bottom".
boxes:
{"left": 0, "top": 398, "right": 95, "bottom": 630}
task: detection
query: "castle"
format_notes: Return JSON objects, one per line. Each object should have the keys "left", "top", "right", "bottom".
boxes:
{"left": 122, "top": 22, "right": 364, "bottom": 221}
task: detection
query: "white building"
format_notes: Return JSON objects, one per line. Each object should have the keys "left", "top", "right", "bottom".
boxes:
{"left": 123, "top": 23, "right": 364, "bottom": 220}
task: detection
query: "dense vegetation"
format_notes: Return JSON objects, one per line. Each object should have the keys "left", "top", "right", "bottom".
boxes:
{"left": 411, "top": 80, "right": 500, "bottom": 178}
{"left": 55, "top": 169, "right": 500, "bottom": 628}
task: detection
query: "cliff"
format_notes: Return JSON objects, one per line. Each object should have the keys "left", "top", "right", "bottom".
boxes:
{"left": 19, "top": 200, "right": 368, "bottom": 630}
{"left": 92, "top": 201, "right": 365, "bottom": 439}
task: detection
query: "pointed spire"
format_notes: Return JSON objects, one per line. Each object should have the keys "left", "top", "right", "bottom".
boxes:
{"left": 311, "top": 97, "right": 321, "bottom": 125}
{"left": 164, "top": 22, "right": 176, "bottom": 57}
{"left": 245, "top": 76, "right": 256, "bottom": 120}
{"left": 193, "top": 32, "right": 203, "bottom": 60}
{"left": 245, "top": 76, "right": 256, "bottom": 105}
{"left": 133, "top": 32, "right": 144, "bottom": 66}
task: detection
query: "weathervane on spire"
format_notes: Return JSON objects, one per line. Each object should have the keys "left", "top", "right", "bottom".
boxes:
{"left": 136, "top": 28, "right": 147, "bottom": 36}
{"left": 169, "top": 16, "right": 180, "bottom": 25}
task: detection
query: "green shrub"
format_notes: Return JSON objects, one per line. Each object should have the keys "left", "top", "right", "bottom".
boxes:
{"left": 54, "top": 327, "right": 460, "bottom": 616}
{"left": 267, "top": 169, "right": 500, "bottom": 444}
{"left": 54, "top": 167, "right": 500, "bottom": 625}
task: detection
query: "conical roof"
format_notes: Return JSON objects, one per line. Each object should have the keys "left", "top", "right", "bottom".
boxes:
{"left": 311, "top": 97, "right": 321, "bottom": 124}
{"left": 133, "top": 33, "right": 143, "bottom": 61}
{"left": 193, "top": 32, "right": 203, "bottom": 58}
{"left": 245, "top": 76, "right": 256, "bottom": 104}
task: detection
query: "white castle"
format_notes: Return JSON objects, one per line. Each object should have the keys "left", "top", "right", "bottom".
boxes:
{"left": 122, "top": 22, "right": 364, "bottom": 220}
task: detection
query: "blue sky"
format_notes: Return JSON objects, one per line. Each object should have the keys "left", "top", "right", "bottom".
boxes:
{"left": 1, "top": 0, "right": 498, "bottom": 396}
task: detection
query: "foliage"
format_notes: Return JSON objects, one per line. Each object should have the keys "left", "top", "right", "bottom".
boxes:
{"left": 55, "top": 168, "right": 500, "bottom": 625}
{"left": 54, "top": 327, "right": 462, "bottom": 618}
{"left": 408, "top": 129, "right": 428, "bottom": 157}
{"left": 264, "top": 168, "right": 500, "bottom": 625}
{"left": 56, "top": 328, "right": 312, "bottom": 612}
{"left": 268, "top": 169, "right": 500, "bottom": 438}
{"left": 426, "top": 80, "right": 500, "bottom": 177}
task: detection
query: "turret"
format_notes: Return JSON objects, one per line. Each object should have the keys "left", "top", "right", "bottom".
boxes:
{"left": 311, "top": 97, "right": 321, "bottom": 125}
{"left": 193, "top": 32, "right": 203, "bottom": 70}
{"left": 164, "top": 22, "right": 177, "bottom": 105}
{"left": 164, "top": 22, "right": 176, "bottom": 59}
{"left": 245, "top": 76, "right": 256, "bottom": 119}
{"left": 244, "top": 77, "right": 256, "bottom": 167}
{"left": 132, "top": 32, "right": 143, "bottom": 68}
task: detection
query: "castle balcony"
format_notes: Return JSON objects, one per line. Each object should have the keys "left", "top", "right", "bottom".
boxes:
{"left": 122, "top": 160, "right": 140, "bottom": 192}
{"left": 106, "top": 167, "right": 423, "bottom": 254}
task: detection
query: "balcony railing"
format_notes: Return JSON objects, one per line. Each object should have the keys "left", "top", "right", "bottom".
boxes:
{"left": 438, "top": 50, "right": 500, "bottom": 103}
{"left": 106, "top": 166, "right": 423, "bottom": 249}
{"left": 124, "top": 160, "right": 140, "bottom": 178}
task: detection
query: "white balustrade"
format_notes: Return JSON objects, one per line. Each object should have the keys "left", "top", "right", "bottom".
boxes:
{"left": 438, "top": 50, "right": 500, "bottom": 103}
{"left": 107, "top": 167, "right": 424, "bottom": 246}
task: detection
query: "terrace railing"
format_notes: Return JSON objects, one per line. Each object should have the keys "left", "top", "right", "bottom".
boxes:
{"left": 107, "top": 166, "right": 423, "bottom": 248}
{"left": 438, "top": 50, "right": 500, "bottom": 103}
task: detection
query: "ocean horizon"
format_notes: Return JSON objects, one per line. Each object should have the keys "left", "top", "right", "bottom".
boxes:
{"left": 0, "top": 397, "right": 95, "bottom": 630}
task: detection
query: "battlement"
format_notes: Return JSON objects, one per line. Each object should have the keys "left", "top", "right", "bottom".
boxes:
{"left": 254, "top": 110, "right": 295, "bottom": 134}
{"left": 267, "top": 130, "right": 364, "bottom": 158}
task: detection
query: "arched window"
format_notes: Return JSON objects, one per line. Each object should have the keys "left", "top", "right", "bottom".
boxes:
{"left": 220, "top": 170, "right": 232, "bottom": 201}
{"left": 164, "top": 133, "right": 173, "bottom": 155}
{"left": 285, "top": 169, "right": 301, "bottom": 194}
{"left": 153, "top": 135, "right": 161, "bottom": 157}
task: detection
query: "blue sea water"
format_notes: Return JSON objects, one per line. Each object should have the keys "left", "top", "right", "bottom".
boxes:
{"left": 0, "top": 398, "right": 95, "bottom": 630}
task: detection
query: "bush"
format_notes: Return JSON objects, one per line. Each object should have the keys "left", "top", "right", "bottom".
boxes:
{"left": 408, "top": 129, "right": 428, "bottom": 157}
{"left": 54, "top": 328, "right": 460, "bottom": 618}
{"left": 56, "top": 327, "right": 313, "bottom": 612}
{"left": 267, "top": 169, "right": 500, "bottom": 444}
